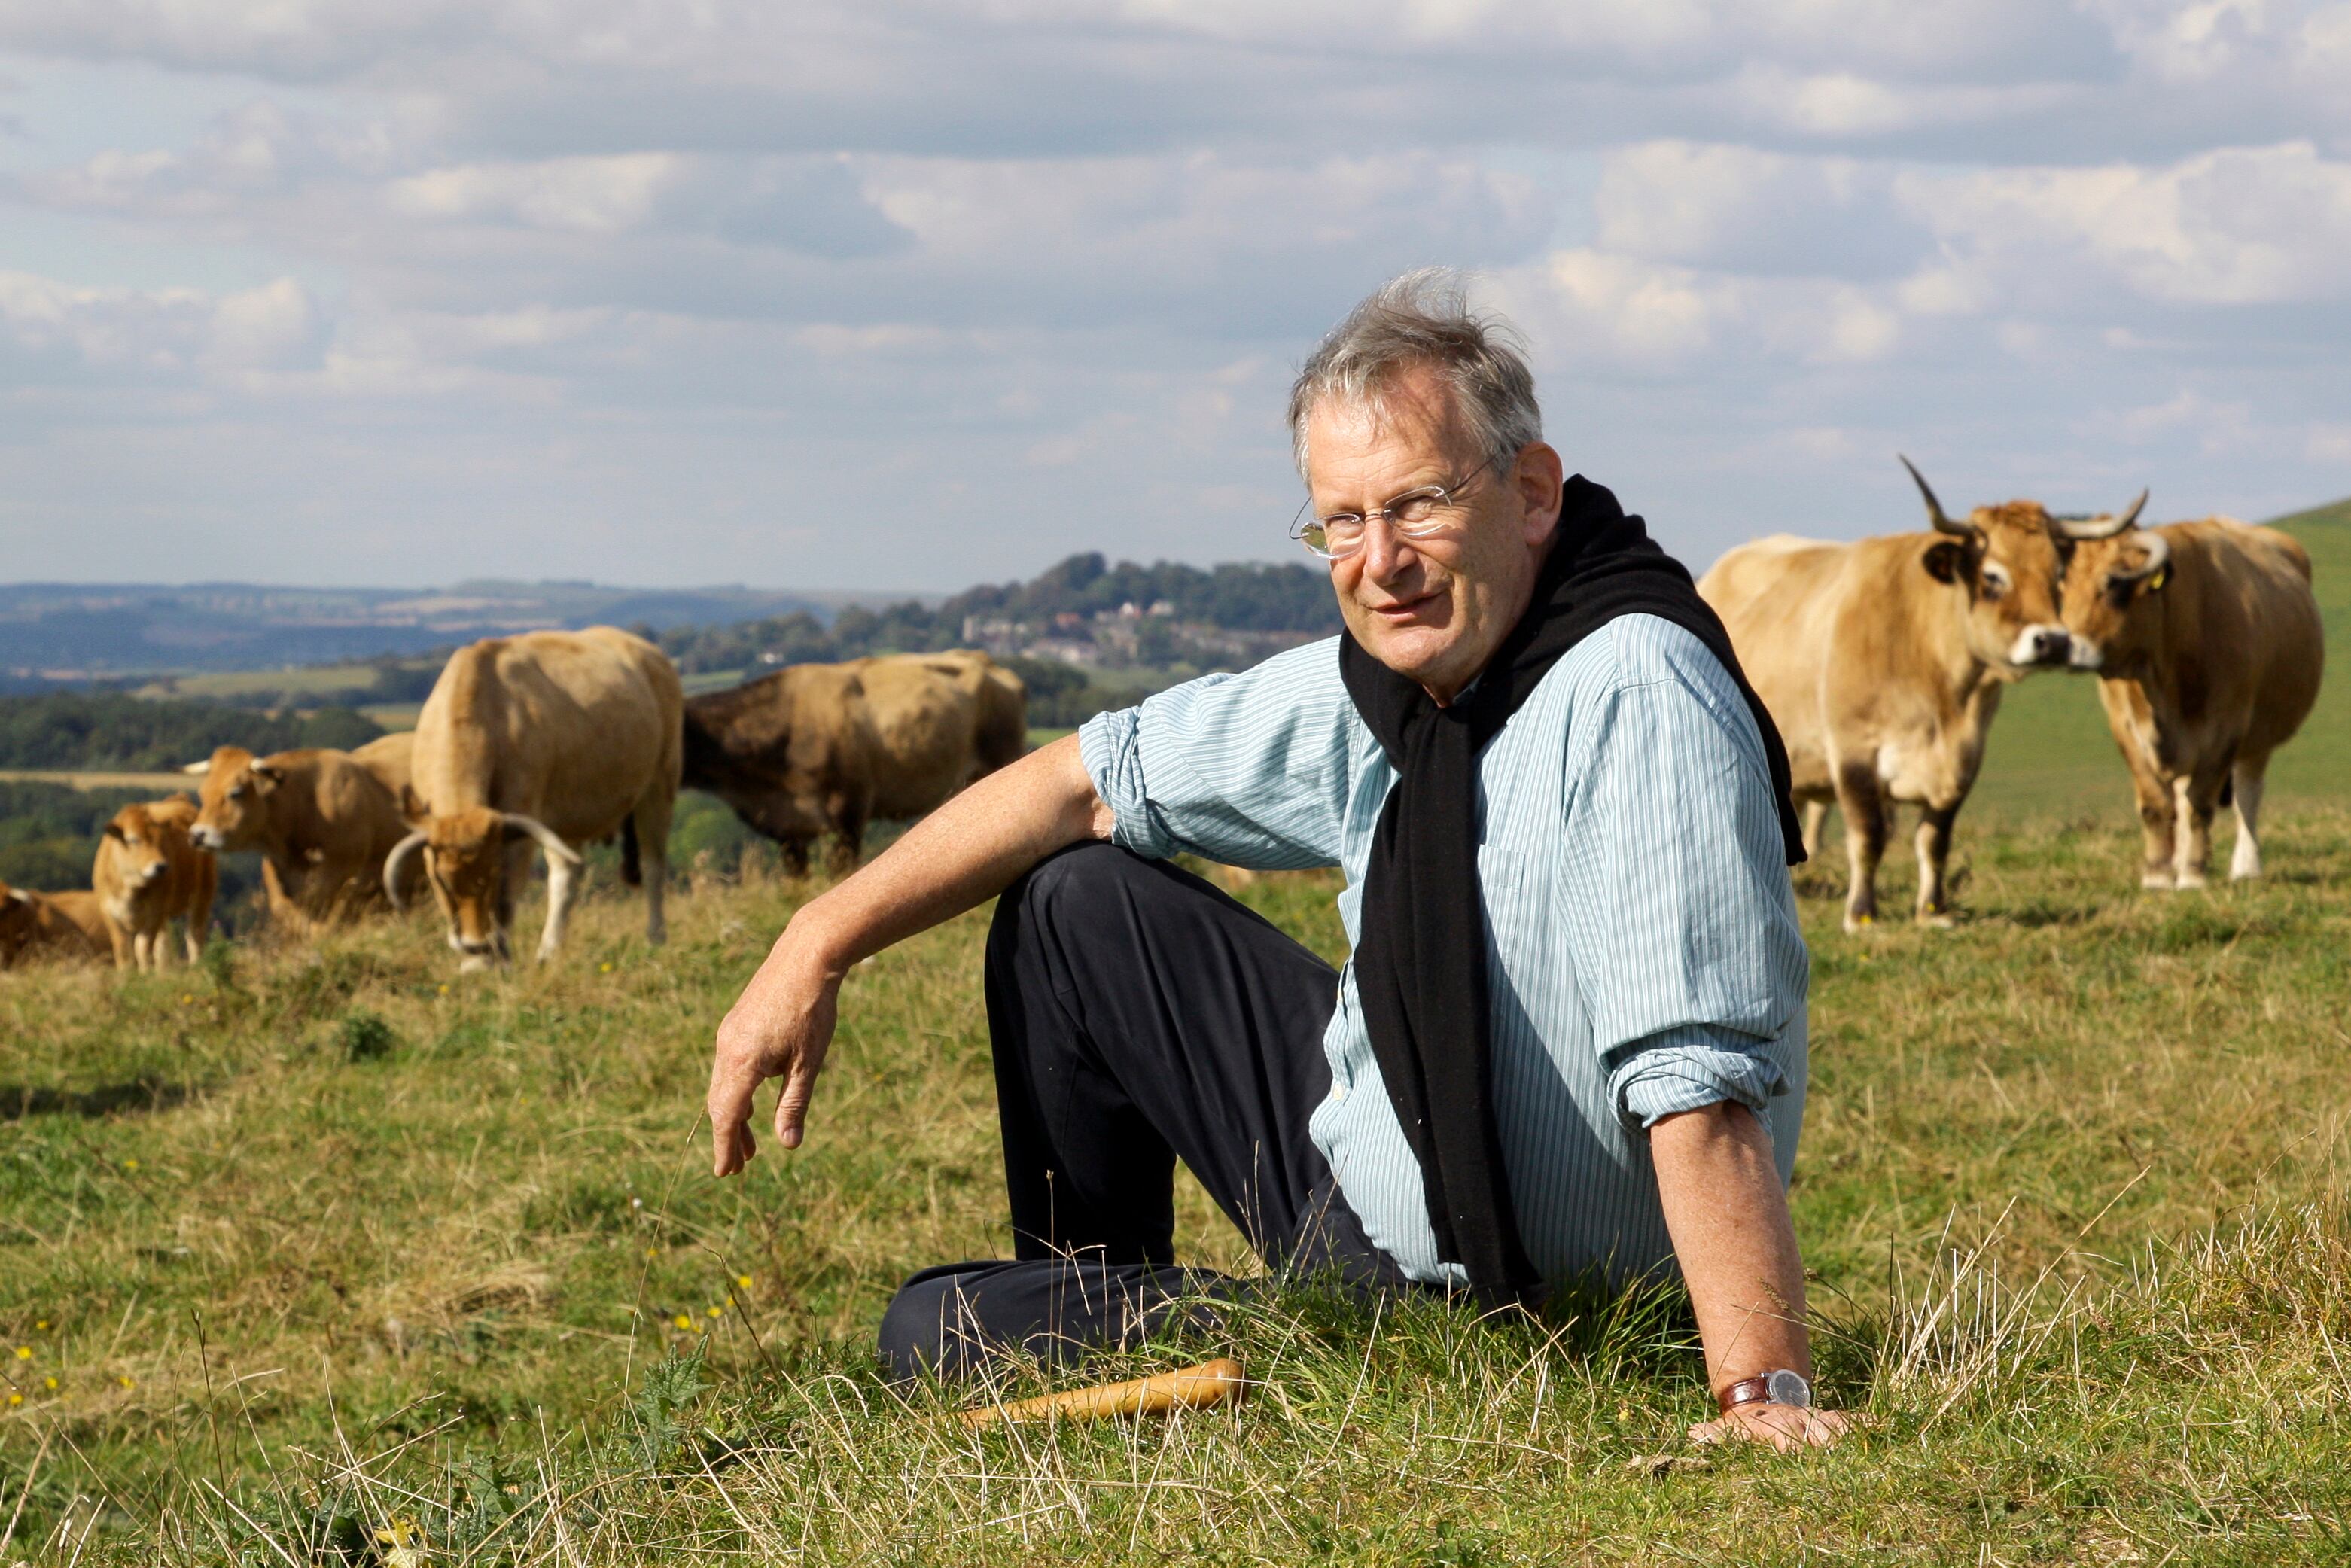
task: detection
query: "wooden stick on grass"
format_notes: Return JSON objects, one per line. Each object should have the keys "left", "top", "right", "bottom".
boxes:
{"left": 953, "top": 1358, "right": 1248, "bottom": 1430}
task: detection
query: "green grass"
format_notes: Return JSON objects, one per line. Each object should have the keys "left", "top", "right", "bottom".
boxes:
{"left": 2, "top": 507, "right": 2347, "bottom": 1563}
{"left": 5, "top": 808, "right": 2351, "bottom": 1562}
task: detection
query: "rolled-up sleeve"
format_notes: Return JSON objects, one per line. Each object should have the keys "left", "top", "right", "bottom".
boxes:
{"left": 1076, "top": 637, "right": 1355, "bottom": 870}
{"left": 1557, "top": 628, "right": 1809, "bottom": 1132}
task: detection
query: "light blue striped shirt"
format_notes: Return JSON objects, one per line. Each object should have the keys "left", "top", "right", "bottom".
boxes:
{"left": 1078, "top": 613, "right": 1809, "bottom": 1289}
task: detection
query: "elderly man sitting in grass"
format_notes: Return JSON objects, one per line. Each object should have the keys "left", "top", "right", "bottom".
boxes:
{"left": 707, "top": 269, "right": 1848, "bottom": 1449}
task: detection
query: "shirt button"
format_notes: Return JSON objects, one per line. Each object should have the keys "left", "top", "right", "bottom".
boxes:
{"left": 1329, "top": 1082, "right": 1348, "bottom": 1102}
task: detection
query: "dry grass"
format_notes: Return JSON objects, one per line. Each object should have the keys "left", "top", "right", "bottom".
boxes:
{"left": 3, "top": 808, "right": 2350, "bottom": 1563}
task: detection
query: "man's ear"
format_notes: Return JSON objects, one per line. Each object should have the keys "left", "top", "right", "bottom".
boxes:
{"left": 1922, "top": 541, "right": 1971, "bottom": 584}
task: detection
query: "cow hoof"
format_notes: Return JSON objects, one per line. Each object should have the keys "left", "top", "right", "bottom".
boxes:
{"left": 458, "top": 955, "right": 494, "bottom": 976}
{"left": 2174, "top": 872, "right": 2207, "bottom": 891}
{"left": 1917, "top": 912, "right": 1957, "bottom": 930}
{"left": 2140, "top": 871, "right": 2174, "bottom": 891}
{"left": 1842, "top": 912, "right": 1877, "bottom": 934}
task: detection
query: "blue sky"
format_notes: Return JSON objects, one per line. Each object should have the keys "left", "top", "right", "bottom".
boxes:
{"left": 2, "top": 1, "right": 2346, "bottom": 590}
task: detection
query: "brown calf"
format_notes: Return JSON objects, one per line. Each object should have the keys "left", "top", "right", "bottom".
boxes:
{"left": 92, "top": 796, "right": 218, "bottom": 970}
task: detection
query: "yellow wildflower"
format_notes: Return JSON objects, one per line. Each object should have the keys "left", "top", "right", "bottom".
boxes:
{"left": 736, "top": 1274, "right": 752, "bottom": 1290}
{"left": 34, "top": 1320, "right": 47, "bottom": 1330}
{"left": 44, "top": 1377, "right": 56, "bottom": 1390}
{"left": 119, "top": 1375, "right": 135, "bottom": 1388}
{"left": 7, "top": 1393, "right": 19, "bottom": 1408}
{"left": 124, "top": 1158, "right": 140, "bottom": 1172}
{"left": 12, "top": 1347, "right": 27, "bottom": 1360}
{"left": 599, "top": 961, "right": 613, "bottom": 973}
{"left": 706, "top": 1305, "right": 722, "bottom": 1318}
{"left": 673, "top": 1314, "right": 692, "bottom": 1330}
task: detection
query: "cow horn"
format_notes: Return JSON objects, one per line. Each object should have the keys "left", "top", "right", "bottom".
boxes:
{"left": 1899, "top": 455, "right": 1975, "bottom": 539}
{"left": 2056, "top": 489, "right": 2152, "bottom": 540}
{"left": 2108, "top": 528, "right": 2170, "bottom": 584}
{"left": 182, "top": 760, "right": 212, "bottom": 775}
{"left": 501, "top": 812, "right": 585, "bottom": 868}
{"left": 382, "top": 830, "right": 428, "bottom": 909}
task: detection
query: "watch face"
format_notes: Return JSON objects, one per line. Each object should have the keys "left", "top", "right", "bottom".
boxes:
{"left": 1765, "top": 1369, "right": 1811, "bottom": 1408}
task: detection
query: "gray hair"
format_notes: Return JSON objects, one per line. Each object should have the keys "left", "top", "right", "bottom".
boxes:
{"left": 1287, "top": 268, "right": 1542, "bottom": 482}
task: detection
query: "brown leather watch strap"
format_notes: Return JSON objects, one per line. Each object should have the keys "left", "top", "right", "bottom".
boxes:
{"left": 1716, "top": 1375, "right": 1776, "bottom": 1416}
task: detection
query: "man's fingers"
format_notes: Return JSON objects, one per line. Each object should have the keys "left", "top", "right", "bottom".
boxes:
{"left": 707, "top": 1057, "right": 764, "bottom": 1177}
{"left": 774, "top": 1055, "right": 820, "bottom": 1151}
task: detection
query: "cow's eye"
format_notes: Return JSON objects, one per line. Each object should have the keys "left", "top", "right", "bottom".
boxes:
{"left": 1979, "top": 573, "right": 2008, "bottom": 601}
{"left": 230, "top": 784, "right": 248, "bottom": 799}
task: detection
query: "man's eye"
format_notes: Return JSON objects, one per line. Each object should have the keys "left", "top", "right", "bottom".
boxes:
{"left": 1389, "top": 491, "right": 1442, "bottom": 525}
{"left": 1320, "top": 514, "right": 1366, "bottom": 541}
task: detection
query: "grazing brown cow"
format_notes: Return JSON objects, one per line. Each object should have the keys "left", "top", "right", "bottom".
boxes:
{"left": 0, "top": 880, "right": 111, "bottom": 967}
{"left": 92, "top": 796, "right": 217, "bottom": 970}
{"left": 385, "top": 627, "right": 683, "bottom": 970}
{"left": 683, "top": 661, "right": 876, "bottom": 874}
{"left": 682, "top": 650, "right": 1028, "bottom": 873}
{"left": 186, "top": 744, "right": 421, "bottom": 930}
{"left": 2052, "top": 513, "right": 2322, "bottom": 888}
{"left": 1700, "top": 459, "right": 2122, "bottom": 931}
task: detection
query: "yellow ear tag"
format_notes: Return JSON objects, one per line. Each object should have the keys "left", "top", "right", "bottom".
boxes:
{"left": 2149, "top": 564, "right": 2170, "bottom": 591}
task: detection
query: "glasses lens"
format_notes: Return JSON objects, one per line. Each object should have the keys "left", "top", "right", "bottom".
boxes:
{"left": 1319, "top": 516, "right": 1366, "bottom": 554}
{"left": 1387, "top": 489, "right": 1444, "bottom": 528}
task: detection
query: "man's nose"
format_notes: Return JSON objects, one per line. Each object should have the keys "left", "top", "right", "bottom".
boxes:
{"left": 1354, "top": 516, "right": 1418, "bottom": 583}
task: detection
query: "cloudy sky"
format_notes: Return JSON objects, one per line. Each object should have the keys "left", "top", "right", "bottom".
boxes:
{"left": 2, "top": 2, "right": 2346, "bottom": 592}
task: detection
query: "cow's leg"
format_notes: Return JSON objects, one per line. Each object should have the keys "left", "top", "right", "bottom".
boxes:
{"left": 536, "top": 848, "right": 583, "bottom": 963}
{"left": 1799, "top": 799, "right": 1829, "bottom": 863}
{"left": 105, "top": 918, "right": 132, "bottom": 971}
{"left": 1913, "top": 803, "right": 1960, "bottom": 928}
{"left": 2131, "top": 769, "right": 2176, "bottom": 890}
{"left": 2175, "top": 771, "right": 2225, "bottom": 890}
{"left": 632, "top": 794, "right": 672, "bottom": 948}
{"left": 1833, "top": 762, "right": 1888, "bottom": 933}
{"left": 827, "top": 790, "right": 869, "bottom": 876}
{"left": 135, "top": 928, "right": 158, "bottom": 971}
{"left": 2228, "top": 757, "right": 2268, "bottom": 881}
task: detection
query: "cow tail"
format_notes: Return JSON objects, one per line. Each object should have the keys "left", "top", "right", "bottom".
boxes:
{"left": 621, "top": 816, "right": 642, "bottom": 887}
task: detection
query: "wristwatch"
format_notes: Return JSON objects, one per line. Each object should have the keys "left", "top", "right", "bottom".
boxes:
{"left": 1716, "top": 1368, "right": 1811, "bottom": 1417}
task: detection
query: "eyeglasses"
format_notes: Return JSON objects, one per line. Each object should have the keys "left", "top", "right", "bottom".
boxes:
{"left": 1288, "top": 455, "right": 1496, "bottom": 561}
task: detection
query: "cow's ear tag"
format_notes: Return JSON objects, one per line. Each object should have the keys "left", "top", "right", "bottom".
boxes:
{"left": 2148, "top": 564, "right": 2170, "bottom": 592}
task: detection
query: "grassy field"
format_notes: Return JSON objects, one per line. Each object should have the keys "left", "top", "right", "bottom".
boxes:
{"left": 3, "top": 506, "right": 2347, "bottom": 1563}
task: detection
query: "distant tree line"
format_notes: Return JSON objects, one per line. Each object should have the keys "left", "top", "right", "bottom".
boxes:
{"left": 0, "top": 694, "right": 384, "bottom": 771}
{"left": 656, "top": 553, "right": 1339, "bottom": 674}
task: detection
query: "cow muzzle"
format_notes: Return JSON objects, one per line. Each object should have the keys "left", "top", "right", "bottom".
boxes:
{"left": 191, "top": 824, "right": 226, "bottom": 851}
{"left": 2066, "top": 636, "right": 2105, "bottom": 671}
{"left": 2008, "top": 625, "right": 2072, "bottom": 668}
{"left": 449, "top": 930, "right": 511, "bottom": 973}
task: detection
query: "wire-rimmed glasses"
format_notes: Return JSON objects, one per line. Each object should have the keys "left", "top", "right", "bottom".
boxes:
{"left": 1287, "top": 455, "right": 1496, "bottom": 561}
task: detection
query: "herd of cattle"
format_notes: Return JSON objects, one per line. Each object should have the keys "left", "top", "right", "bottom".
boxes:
{"left": 0, "top": 465, "right": 2328, "bottom": 973}
{"left": 0, "top": 638, "right": 1030, "bottom": 972}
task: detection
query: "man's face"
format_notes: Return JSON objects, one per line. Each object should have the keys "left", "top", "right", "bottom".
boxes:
{"left": 1304, "top": 364, "right": 1562, "bottom": 703}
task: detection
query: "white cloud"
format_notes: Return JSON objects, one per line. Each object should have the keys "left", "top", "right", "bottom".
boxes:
{"left": 0, "top": 4, "right": 2345, "bottom": 589}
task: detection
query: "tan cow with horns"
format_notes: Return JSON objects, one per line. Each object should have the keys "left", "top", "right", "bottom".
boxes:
{"left": 1701, "top": 458, "right": 2123, "bottom": 931}
{"left": 2052, "top": 511, "right": 2322, "bottom": 889}
{"left": 186, "top": 741, "right": 422, "bottom": 929}
{"left": 385, "top": 627, "right": 683, "bottom": 971}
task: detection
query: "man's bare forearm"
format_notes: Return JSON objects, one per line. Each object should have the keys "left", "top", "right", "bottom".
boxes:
{"left": 783, "top": 733, "right": 1113, "bottom": 976}
{"left": 1649, "top": 1101, "right": 1810, "bottom": 1393}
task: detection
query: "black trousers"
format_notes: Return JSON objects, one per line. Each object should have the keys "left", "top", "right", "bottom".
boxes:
{"left": 878, "top": 843, "right": 1416, "bottom": 1380}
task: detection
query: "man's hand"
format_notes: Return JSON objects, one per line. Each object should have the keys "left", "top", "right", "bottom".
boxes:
{"left": 708, "top": 937, "right": 841, "bottom": 1174}
{"left": 1689, "top": 1402, "right": 1852, "bottom": 1452}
